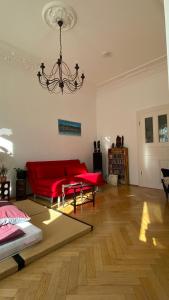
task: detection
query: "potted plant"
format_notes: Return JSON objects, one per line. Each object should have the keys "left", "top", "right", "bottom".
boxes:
{"left": 0, "top": 164, "right": 8, "bottom": 182}
{"left": 14, "top": 168, "right": 27, "bottom": 180}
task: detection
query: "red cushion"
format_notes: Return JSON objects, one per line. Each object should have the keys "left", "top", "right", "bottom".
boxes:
{"left": 65, "top": 163, "right": 88, "bottom": 176}
{"left": 75, "top": 172, "right": 105, "bottom": 186}
{"left": 36, "top": 165, "right": 65, "bottom": 179}
{"left": 0, "top": 203, "right": 31, "bottom": 226}
{"left": 0, "top": 224, "right": 25, "bottom": 245}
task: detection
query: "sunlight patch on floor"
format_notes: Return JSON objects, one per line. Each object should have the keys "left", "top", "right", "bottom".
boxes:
{"left": 42, "top": 209, "right": 62, "bottom": 225}
{"left": 139, "top": 201, "right": 150, "bottom": 242}
{"left": 139, "top": 201, "right": 163, "bottom": 243}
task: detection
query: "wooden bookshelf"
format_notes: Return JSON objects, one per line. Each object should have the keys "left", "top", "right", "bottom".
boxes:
{"left": 108, "top": 147, "right": 129, "bottom": 184}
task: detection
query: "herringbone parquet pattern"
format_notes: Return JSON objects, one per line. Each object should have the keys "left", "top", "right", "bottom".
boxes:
{"left": 0, "top": 185, "right": 169, "bottom": 300}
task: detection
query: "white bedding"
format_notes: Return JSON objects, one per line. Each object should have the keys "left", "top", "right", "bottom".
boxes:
{"left": 0, "top": 221, "right": 43, "bottom": 261}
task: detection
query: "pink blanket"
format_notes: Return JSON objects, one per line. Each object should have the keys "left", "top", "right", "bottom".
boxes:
{"left": 0, "top": 223, "right": 25, "bottom": 245}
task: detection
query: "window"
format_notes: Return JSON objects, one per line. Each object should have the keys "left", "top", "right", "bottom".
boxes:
{"left": 145, "top": 117, "right": 153, "bottom": 143}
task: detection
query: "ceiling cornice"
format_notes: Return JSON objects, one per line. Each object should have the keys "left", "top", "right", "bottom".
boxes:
{"left": 0, "top": 40, "right": 167, "bottom": 88}
{"left": 97, "top": 55, "right": 167, "bottom": 88}
{"left": 0, "top": 40, "right": 39, "bottom": 72}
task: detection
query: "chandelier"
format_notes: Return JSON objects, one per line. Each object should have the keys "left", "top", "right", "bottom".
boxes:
{"left": 37, "top": 19, "right": 85, "bottom": 94}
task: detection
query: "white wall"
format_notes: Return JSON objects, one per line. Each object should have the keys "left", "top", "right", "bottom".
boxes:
{"left": 164, "top": 0, "right": 169, "bottom": 85}
{"left": 0, "top": 62, "right": 96, "bottom": 195}
{"left": 96, "top": 63, "right": 169, "bottom": 185}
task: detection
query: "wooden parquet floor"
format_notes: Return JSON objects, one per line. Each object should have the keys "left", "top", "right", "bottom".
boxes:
{"left": 0, "top": 184, "right": 169, "bottom": 300}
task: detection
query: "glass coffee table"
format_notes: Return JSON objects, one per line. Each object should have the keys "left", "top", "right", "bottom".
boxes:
{"left": 62, "top": 182, "right": 96, "bottom": 213}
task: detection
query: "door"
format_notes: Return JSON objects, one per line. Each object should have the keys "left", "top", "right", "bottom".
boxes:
{"left": 137, "top": 104, "right": 169, "bottom": 189}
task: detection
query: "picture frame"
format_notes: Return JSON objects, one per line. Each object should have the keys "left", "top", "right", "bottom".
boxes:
{"left": 58, "top": 119, "right": 81, "bottom": 136}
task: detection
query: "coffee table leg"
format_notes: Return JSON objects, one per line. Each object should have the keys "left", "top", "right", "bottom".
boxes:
{"left": 73, "top": 188, "right": 77, "bottom": 213}
{"left": 62, "top": 186, "right": 65, "bottom": 207}
{"left": 93, "top": 186, "right": 96, "bottom": 207}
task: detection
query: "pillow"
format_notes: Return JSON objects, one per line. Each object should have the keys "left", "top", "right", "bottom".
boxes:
{"left": 0, "top": 224, "right": 25, "bottom": 245}
{"left": 0, "top": 203, "right": 30, "bottom": 226}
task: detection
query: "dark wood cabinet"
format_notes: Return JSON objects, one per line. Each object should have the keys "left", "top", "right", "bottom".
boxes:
{"left": 0, "top": 181, "right": 10, "bottom": 201}
{"left": 16, "top": 179, "right": 26, "bottom": 200}
{"left": 108, "top": 147, "right": 129, "bottom": 184}
{"left": 93, "top": 152, "right": 102, "bottom": 173}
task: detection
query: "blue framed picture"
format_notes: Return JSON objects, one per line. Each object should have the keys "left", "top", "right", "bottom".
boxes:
{"left": 58, "top": 119, "right": 81, "bottom": 136}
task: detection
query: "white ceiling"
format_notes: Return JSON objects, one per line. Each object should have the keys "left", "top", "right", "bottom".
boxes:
{"left": 0, "top": 0, "right": 166, "bottom": 86}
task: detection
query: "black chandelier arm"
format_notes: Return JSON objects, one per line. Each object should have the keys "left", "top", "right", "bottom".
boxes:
{"left": 38, "top": 80, "right": 49, "bottom": 88}
{"left": 47, "top": 81, "right": 61, "bottom": 94}
{"left": 38, "top": 74, "right": 61, "bottom": 89}
{"left": 62, "top": 77, "right": 83, "bottom": 86}
{"left": 62, "top": 73, "right": 84, "bottom": 85}
{"left": 63, "top": 73, "right": 79, "bottom": 83}
{"left": 64, "top": 81, "right": 77, "bottom": 93}
{"left": 47, "top": 78, "right": 60, "bottom": 87}
{"left": 41, "top": 63, "right": 59, "bottom": 79}
{"left": 61, "top": 62, "right": 74, "bottom": 78}
{"left": 61, "top": 61, "right": 82, "bottom": 82}
{"left": 64, "top": 79, "right": 84, "bottom": 91}
{"left": 50, "top": 62, "right": 60, "bottom": 76}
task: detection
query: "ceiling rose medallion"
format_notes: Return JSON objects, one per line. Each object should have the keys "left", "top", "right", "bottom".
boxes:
{"left": 42, "top": 0, "right": 77, "bottom": 31}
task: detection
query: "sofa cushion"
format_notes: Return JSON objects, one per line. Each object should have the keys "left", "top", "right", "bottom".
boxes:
{"left": 75, "top": 172, "right": 105, "bottom": 186}
{"left": 36, "top": 165, "right": 65, "bottom": 179}
{"left": 36, "top": 178, "right": 67, "bottom": 192}
{"left": 65, "top": 163, "right": 88, "bottom": 176}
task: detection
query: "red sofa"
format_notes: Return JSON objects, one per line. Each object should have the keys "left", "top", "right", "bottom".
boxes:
{"left": 26, "top": 160, "right": 104, "bottom": 204}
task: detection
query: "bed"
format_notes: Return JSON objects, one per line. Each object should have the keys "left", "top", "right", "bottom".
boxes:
{"left": 0, "top": 201, "right": 43, "bottom": 262}
{"left": 0, "top": 221, "right": 42, "bottom": 261}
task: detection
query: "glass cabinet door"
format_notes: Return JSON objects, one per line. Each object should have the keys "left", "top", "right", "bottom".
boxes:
{"left": 158, "top": 114, "right": 168, "bottom": 143}
{"left": 145, "top": 117, "right": 153, "bottom": 143}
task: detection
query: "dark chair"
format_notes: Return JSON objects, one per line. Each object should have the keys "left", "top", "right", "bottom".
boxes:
{"left": 161, "top": 168, "right": 169, "bottom": 201}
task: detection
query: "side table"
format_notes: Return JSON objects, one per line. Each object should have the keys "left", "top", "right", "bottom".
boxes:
{"left": 62, "top": 182, "right": 96, "bottom": 213}
{"left": 0, "top": 181, "right": 10, "bottom": 201}
{"left": 16, "top": 179, "right": 27, "bottom": 200}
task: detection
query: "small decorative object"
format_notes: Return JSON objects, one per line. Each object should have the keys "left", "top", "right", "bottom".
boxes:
{"left": 37, "top": 2, "right": 85, "bottom": 94}
{"left": 58, "top": 119, "right": 81, "bottom": 136}
{"left": 112, "top": 143, "right": 115, "bottom": 148}
{"left": 93, "top": 141, "right": 97, "bottom": 152}
{"left": 116, "top": 135, "right": 122, "bottom": 148}
{"left": 14, "top": 168, "right": 27, "bottom": 180}
{"left": 97, "top": 140, "right": 101, "bottom": 152}
{"left": 121, "top": 136, "right": 124, "bottom": 147}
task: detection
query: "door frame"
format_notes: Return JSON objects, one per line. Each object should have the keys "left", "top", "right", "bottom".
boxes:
{"left": 137, "top": 104, "right": 169, "bottom": 189}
